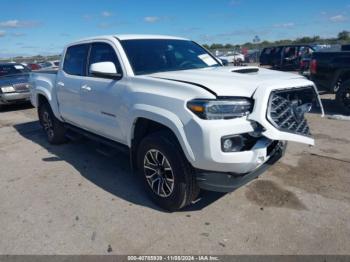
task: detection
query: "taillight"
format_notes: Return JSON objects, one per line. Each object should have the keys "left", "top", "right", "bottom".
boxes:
{"left": 310, "top": 59, "right": 317, "bottom": 74}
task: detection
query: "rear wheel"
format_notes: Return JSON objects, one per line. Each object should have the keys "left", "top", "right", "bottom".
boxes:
{"left": 137, "top": 131, "right": 199, "bottom": 211}
{"left": 336, "top": 80, "right": 350, "bottom": 115}
{"left": 38, "top": 103, "right": 67, "bottom": 144}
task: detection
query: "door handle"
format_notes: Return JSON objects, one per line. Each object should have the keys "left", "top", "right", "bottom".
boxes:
{"left": 57, "top": 81, "right": 65, "bottom": 87}
{"left": 81, "top": 84, "right": 92, "bottom": 91}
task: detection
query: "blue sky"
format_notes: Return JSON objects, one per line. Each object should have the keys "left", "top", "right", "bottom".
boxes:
{"left": 0, "top": 0, "right": 349, "bottom": 58}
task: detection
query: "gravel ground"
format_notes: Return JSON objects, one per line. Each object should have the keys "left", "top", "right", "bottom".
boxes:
{"left": 0, "top": 94, "right": 349, "bottom": 255}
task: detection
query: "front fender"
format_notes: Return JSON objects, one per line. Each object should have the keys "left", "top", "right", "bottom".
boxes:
{"left": 128, "top": 104, "right": 195, "bottom": 162}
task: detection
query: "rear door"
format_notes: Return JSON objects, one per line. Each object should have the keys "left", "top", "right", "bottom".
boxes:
{"left": 56, "top": 43, "right": 90, "bottom": 125}
{"left": 282, "top": 46, "right": 298, "bottom": 69}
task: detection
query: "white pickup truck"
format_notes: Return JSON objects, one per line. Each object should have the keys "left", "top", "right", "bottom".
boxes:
{"left": 30, "top": 35, "right": 323, "bottom": 210}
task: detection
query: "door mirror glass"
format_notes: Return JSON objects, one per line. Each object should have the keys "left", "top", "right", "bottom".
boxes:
{"left": 89, "top": 62, "right": 121, "bottom": 79}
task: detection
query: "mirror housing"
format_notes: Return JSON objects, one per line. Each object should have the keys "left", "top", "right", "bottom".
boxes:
{"left": 89, "top": 62, "right": 122, "bottom": 79}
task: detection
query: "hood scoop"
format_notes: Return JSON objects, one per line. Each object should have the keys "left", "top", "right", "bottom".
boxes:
{"left": 231, "top": 67, "right": 259, "bottom": 74}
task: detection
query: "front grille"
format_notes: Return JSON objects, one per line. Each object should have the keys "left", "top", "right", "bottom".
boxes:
{"left": 267, "top": 87, "right": 316, "bottom": 136}
{"left": 13, "top": 83, "right": 29, "bottom": 92}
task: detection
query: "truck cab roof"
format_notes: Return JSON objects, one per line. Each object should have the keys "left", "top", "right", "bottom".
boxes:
{"left": 71, "top": 34, "right": 188, "bottom": 45}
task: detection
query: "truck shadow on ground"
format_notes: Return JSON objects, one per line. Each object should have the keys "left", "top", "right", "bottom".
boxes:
{"left": 14, "top": 121, "right": 225, "bottom": 212}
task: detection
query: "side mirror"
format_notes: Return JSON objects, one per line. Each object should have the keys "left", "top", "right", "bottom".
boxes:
{"left": 89, "top": 62, "right": 122, "bottom": 79}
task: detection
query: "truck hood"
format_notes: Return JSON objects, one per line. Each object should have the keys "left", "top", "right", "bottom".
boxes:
{"left": 150, "top": 66, "right": 308, "bottom": 97}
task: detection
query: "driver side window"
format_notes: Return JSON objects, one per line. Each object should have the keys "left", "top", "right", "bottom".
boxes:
{"left": 88, "top": 42, "right": 122, "bottom": 76}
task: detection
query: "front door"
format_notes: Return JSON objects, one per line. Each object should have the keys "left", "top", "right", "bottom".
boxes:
{"left": 79, "top": 42, "right": 126, "bottom": 143}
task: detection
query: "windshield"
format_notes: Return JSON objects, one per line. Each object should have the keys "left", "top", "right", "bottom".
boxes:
{"left": 0, "top": 64, "right": 30, "bottom": 77}
{"left": 120, "top": 39, "right": 221, "bottom": 75}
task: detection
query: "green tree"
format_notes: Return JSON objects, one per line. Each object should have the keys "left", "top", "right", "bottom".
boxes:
{"left": 210, "top": 43, "right": 224, "bottom": 49}
{"left": 338, "top": 31, "right": 350, "bottom": 41}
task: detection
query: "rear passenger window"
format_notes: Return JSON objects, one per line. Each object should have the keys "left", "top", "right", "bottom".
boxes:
{"left": 63, "top": 44, "right": 89, "bottom": 76}
{"left": 88, "top": 42, "right": 122, "bottom": 76}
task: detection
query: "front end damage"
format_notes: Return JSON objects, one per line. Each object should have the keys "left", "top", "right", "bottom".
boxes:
{"left": 193, "top": 83, "right": 324, "bottom": 192}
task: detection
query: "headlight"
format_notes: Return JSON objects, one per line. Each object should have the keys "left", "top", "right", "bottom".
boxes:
{"left": 187, "top": 98, "right": 253, "bottom": 120}
{"left": 1, "top": 86, "right": 15, "bottom": 93}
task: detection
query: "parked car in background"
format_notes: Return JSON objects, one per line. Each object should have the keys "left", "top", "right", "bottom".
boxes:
{"left": 0, "top": 63, "right": 31, "bottom": 109}
{"left": 26, "top": 63, "right": 42, "bottom": 71}
{"left": 260, "top": 45, "right": 315, "bottom": 71}
{"left": 219, "top": 52, "right": 245, "bottom": 65}
{"left": 309, "top": 51, "right": 350, "bottom": 114}
{"left": 38, "top": 61, "right": 59, "bottom": 69}
{"left": 300, "top": 55, "right": 312, "bottom": 77}
{"left": 244, "top": 50, "right": 260, "bottom": 63}
{"left": 341, "top": 45, "right": 350, "bottom": 51}
{"left": 30, "top": 35, "right": 323, "bottom": 210}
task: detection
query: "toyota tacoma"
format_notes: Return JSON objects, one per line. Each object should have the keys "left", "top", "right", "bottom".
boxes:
{"left": 30, "top": 35, "right": 323, "bottom": 210}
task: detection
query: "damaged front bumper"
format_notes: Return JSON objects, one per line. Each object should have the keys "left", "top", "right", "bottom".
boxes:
{"left": 196, "top": 141, "right": 287, "bottom": 192}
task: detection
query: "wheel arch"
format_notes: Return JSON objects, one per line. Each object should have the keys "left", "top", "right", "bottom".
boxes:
{"left": 338, "top": 70, "right": 350, "bottom": 82}
{"left": 331, "top": 69, "right": 350, "bottom": 88}
{"left": 128, "top": 105, "right": 195, "bottom": 171}
{"left": 37, "top": 93, "right": 49, "bottom": 108}
{"left": 34, "top": 89, "right": 62, "bottom": 120}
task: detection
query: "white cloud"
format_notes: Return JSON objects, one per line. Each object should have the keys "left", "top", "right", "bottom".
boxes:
{"left": 0, "top": 31, "right": 5, "bottom": 37}
{"left": 101, "top": 11, "right": 112, "bottom": 17}
{"left": 0, "top": 20, "right": 19, "bottom": 28}
{"left": 83, "top": 14, "right": 93, "bottom": 20}
{"left": 0, "top": 20, "right": 39, "bottom": 28}
{"left": 12, "top": 32, "right": 25, "bottom": 37}
{"left": 329, "top": 15, "right": 347, "bottom": 22}
{"left": 98, "top": 22, "right": 112, "bottom": 28}
{"left": 274, "top": 22, "right": 295, "bottom": 28}
{"left": 144, "top": 16, "right": 160, "bottom": 23}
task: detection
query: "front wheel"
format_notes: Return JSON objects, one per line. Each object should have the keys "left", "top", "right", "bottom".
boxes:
{"left": 38, "top": 103, "right": 67, "bottom": 144}
{"left": 137, "top": 131, "right": 199, "bottom": 211}
{"left": 336, "top": 80, "right": 350, "bottom": 115}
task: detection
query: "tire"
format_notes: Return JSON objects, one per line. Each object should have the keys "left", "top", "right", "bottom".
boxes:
{"left": 336, "top": 80, "right": 350, "bottom": 115}
{"left": 38, "top": 102, "right": 67, "bottom": 144}
{"left": 136, "top": 130, "right": 199, "bottom": 211}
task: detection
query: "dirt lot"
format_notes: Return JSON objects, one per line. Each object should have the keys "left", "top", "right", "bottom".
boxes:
{"left": 0, "top": 95, "right": 349, "bottom": 255}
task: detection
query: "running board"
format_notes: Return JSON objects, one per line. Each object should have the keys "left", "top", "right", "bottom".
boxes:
{"left": 64, "top": 124, "right": 130, "bottom": 155}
